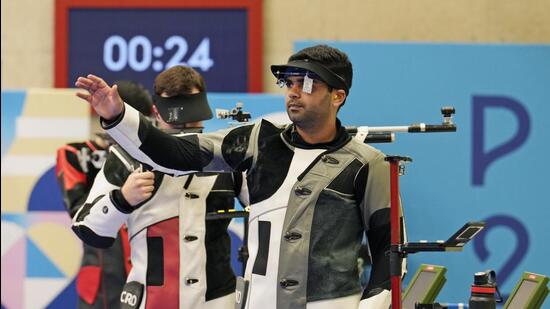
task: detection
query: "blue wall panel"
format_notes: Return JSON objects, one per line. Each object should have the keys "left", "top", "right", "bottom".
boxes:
{"left": 294, "top": 41, "right": 550, "bottom": 302}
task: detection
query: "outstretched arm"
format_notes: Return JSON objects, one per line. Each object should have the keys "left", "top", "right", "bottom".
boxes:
{"left": 75, "top": 74, "right": 124, "bottom": 120}
{"left": 101, "top": 102, "right": 257, "bottom": 175}
{"left": 74, "top": 74, "right": 256, "bottom": 176}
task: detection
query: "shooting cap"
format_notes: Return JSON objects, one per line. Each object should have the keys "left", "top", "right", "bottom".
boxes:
{"left": 153, "top": 92, "right": 213, "bottom": 125}
{"left": 271, "top": 59, "right": 350, "bottom": 94}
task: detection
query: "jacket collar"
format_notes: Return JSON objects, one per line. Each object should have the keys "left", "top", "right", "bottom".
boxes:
{"left": 282, "top": 118, "right": 350, "bottom": 150}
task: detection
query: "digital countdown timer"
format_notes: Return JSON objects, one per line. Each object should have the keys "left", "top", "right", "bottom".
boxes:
{"left": 102, "top": 35, "right": 213, "bottom": 72}
{"left": 55, "top": 0, "right": 262, "bottom": 92}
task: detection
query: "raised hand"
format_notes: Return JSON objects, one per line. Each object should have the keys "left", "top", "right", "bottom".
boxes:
{"left": 75, "top": 74, "right": 124, "bottom": 120}
{"left": 121, "top": 169, "right": 155, "bottom": 206}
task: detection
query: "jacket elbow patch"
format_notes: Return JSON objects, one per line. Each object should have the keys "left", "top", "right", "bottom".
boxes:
{"left": 72, "top": 225, "right": 115, "bottom": 248}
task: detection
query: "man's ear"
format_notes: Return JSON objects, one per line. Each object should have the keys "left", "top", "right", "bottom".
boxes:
{"left": 152, "top": 105, "right": 162, "bottom": 121}
{"left": 332, "top": 89, "right": 346, "bottom": 108}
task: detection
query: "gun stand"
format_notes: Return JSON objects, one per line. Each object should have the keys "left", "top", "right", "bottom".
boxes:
{"left": 385, "top": 155, "right": 486, "bottom": 309}
{"left": 365, "top": 107, "right": 487, "bottom": 309}
{"left": 386, "top": 155, "right": 411, "bottom": 309}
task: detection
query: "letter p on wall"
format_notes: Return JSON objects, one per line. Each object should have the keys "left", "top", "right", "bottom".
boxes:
{"left": 472, "top": 95, "right": 530, "bottom": 186}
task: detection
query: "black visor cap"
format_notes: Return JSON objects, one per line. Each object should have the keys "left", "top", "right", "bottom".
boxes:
{"left": 153, "top": 92, "right": 213, "bottom": 125}
{"left": 270, "top": 60, "right": 349, "bottom": 94}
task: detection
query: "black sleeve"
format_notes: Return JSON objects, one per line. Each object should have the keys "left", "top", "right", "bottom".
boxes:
{"left": 139, "top": 126, "right": 210, "bottom": 171}
{"left": 363, "top": 208, "right": 391, "bottom": 298}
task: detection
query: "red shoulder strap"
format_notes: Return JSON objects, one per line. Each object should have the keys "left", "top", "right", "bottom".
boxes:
{"left": 56, "top": 145, "right": 87, "bottom": 190}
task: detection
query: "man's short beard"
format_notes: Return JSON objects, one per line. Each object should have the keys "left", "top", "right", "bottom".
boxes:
{"left": 288, "top": 93, "right": 331, "bottom": 130}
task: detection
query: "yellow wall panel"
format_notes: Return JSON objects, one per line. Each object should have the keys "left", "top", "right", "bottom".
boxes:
{"left": 22, "top": 89, "right": 89, "bottom": 117}
{"left": 1, "top": 175, "right": 37, "bottom": 213}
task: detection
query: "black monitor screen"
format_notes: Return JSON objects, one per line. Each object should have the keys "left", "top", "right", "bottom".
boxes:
{"left": 403, "top": 271, "right": 437, "bottom": 309}
{"left": 508, "top": 280, "right": 538, "bottom": 308}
